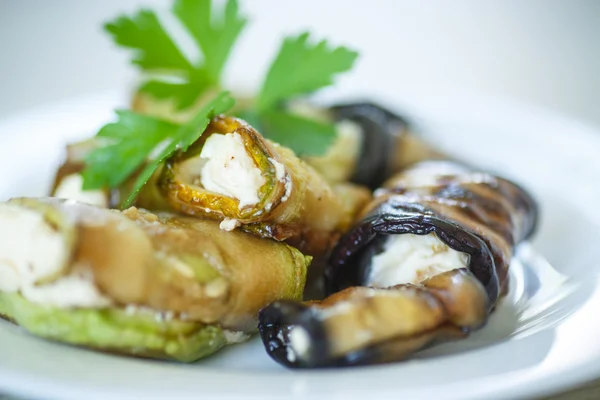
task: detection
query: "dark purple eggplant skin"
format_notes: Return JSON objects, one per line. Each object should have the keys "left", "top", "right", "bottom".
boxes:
{"left": 258, "top": 298, "right": 427, "bottom": 369}
{"left": 329, "top": 102, "right": 409, "bottom": 189}
{"left": 326, "top": 160, "right": 539, "bottom": 302}
{"left": 325, "top": 199, "right": 500, "bottom": 306}
{"left": 258, "top": 301, "right": 332, "bottom": 368}
{"left": 259, "top": 161, "right": 538, "bottom": 369}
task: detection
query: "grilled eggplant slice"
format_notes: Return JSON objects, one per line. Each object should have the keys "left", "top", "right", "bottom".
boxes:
{"left": 259, "top": 269, "right": 488, "bottom": 367}
{"left": 0, "top": 198, "right": 310, "bottom": 361}
{"left": 326, "top": 102, "right": 405, "bottom": 188}
{"left": 258, "top": 161, "right": 537, "bottom": 367}
{"left": 303, "top": 101, "right": 446, "bottom": 189}
{"left": 328, "top": 160, "right": 537, "bottom": 298}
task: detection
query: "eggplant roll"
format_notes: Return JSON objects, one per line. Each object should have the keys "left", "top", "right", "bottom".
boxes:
{"left": 0, "top": 198, "right": 309, "bottom": 361}
{"left": 284, "top": 101, "right": 445, "bottom": 189}
{"left": 258, "top": 161, "right": 537, "bottom": 367}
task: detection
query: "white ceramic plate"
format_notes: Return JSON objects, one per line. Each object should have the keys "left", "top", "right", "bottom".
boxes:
{"left": 1, "top": 88, "right": 600, "bottom": 400}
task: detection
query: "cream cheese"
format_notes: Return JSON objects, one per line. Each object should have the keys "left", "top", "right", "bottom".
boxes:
{"left": 286, "top": 326, "right": 311, "bottom": 362}
{"left": 219, "top": 218, "right": 240, "bottom": 231}
{"left": 368, "top": 233, "right": 469, "bottom": 287}
{"left": 200, "top": 133, "right": 265, "bottom": 208}
{"left": 53, "top": 173, "right": 108, "bottom": 207}
{"left": 269, "top": 157, "right": 286, "bottom": 182}
{"left": 223, "top": 329, "right": 251, "bottom": 344}
{"left": 20, "top": 265, "right": 112, "bottom": 308}
{"left": 0, "top": 203, "right": 111, "bottom": 308}
{"left": 0, "top": 204, "right": 68, "bottom": 292}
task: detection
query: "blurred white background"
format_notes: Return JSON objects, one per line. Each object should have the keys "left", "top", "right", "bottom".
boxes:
{"left": 1, "top": 0, "right": 599, "bottom": 127}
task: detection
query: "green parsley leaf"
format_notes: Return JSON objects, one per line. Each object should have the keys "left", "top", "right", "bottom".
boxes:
{"left": 104, "top": 10, "right": 192, "bottom": 72}
{"left": 82, "top": 111, "right": 179, "bottom": 190}
{"left": 82, "top": 92, "right": 235, "bottom": 209}
{"left": 105, "top": 1, "right": 246, "bottom": 110}
{"left": 259, "top": 110, "right": 337, "bottom": 156}
{"left": 139, "top": 78, "right": 210, "bottom": 110}
{"left": 122, "top": 91, "right": 235, "bottom": 207}
{"left": 173, "top": 0, "right": 247, "bottom": 84}
{"left": 251, "top": 32, "right": 358, "bottom": 155}
{"left": 257, "top": 32, "right": 359, "bottom": 111}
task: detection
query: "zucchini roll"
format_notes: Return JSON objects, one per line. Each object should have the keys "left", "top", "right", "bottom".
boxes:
{"left": 51, "top": 140, "right": 171, "bottom": 211}
{"left": 51, "top": 140, "right": 111, "bottom": 208}
{"left": 258, "top": 161, "right": 538, "bottom": 367}
{"left": 149, "top": 115, "right": 361, "bottom": 256}
{"left": 51, "top": 116, "right": 366, "bottom": 256}
{"left": 131, "top": 93, "right": 442, "bottom": 189}
{"left": 0, "top": 198, "right": 309, "bottom": 361}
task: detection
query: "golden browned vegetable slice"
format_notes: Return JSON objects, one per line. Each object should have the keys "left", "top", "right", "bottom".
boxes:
{"left": 112, "top": 207, "right": 310, "bottom": 330}
{"left": 158, "top": 115, "right": 358, "bottom": 256}
{"left": 131, "top": 94, "right": 444, "bottom": 190}
{"left": 2, "top": 198, "right": 310, "bottom": 333}
{"left": 51, "top": 115, "right": 365, "bottom": 256}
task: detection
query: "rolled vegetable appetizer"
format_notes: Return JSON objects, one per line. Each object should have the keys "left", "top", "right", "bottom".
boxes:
{"left": 51, "top": 116, "right": 367, "bottom": 256}
{"left": 51, "top": 140, "right": 172, "bottom": 211}
{"left": 158, "top": 115, "right": 358, "bottom": 256}
{"left": 0, "top": 198, "right": 309, "bottom": 361}
{"left": 51, "top": 140, "right": 111, "bottom": 208}
{"left": 274, "top": 101, "right": 445, "bottom": 189}
{"left": 258, "top": 161, "right": 537, "bottom": 367}
{"left": 325, "top": 102, "right": 445, "bottom": 188}
{"left": 131, "top": 94, "right": 442, "bottom": 189}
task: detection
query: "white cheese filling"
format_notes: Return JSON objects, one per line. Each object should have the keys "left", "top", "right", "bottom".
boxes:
{"left": 0, "top": 204, "right": 68, "bottom": 292}
{"left": 200, "top": 133, "right": 265, "bottom": 208}
{"left": 0, "top": 203, "right": 111, "bottom": 308}
{"left": 286, "top": 326, "right": 311, "bottom": 362}
{"left": 53, "top": 173, "right": 108, "bottom": 207}
{"left": 368, "top": 233, "right": 470, "bottom": 287}
{"left": 219, "top": 218, "right": 241, "bottom": 232}
{"left": 223, "top": 329, "right": 251, "bottom": 344}
{"left": 20, "top": 265, "right": 112, "bottom": 308}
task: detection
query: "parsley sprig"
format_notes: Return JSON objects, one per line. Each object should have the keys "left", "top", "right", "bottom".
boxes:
{"left": 105, "top": 1, "right": 358, "bottom": 156}
{"left": 84, "top": 1, "right": 359, "bottom": 206}
{"left": 253, "top": 32, "right": 358, "bottom": 155}
{"left": 82, "top": 91, "right": 235, "bottom": 208}
{"left": 105, "top": 0, "right": 246, "bottom": 109}
{"left": 258, "top": 32, "right": 358, "bottom": 112}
